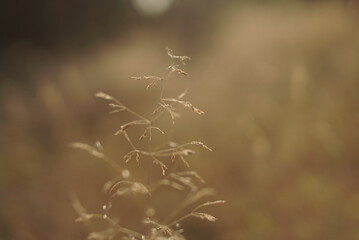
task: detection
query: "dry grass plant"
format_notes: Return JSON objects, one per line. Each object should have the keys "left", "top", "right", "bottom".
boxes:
{"left": 70, "top": 48, "right": 224, "bottom": 240}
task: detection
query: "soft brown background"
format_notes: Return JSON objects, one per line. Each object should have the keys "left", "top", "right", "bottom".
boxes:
{"left": 1, "top": 1, "right": 359, "bottom": 239}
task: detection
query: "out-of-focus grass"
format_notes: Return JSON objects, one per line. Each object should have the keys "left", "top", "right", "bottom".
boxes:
{"left": 1, "top": 3, "right": 359, "bottom": 240}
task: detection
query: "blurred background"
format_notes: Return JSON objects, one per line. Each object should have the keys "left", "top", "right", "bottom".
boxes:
{"left": 1, "top": 0, "right": 359, "bottom": 239}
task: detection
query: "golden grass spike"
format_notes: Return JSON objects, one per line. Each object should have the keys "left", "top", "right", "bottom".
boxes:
{"left": 162, "top": 98, "right": 204, "bottom": 115}
{"left": 177, "top": 153, "right": 190, "bottom": 168}
{"left": 94, "top": 91, "right": 115, "bottom": 100}
{"left": 165, "top": 47, "right": 191, "bottom": 65}
{"left": 131, "top": 76, "right": 162, "bottom": 81}
{"left": 169, "top": 65, "right": 188, "bottom": 76}
{"left": 191, "top": 212, "right": 218, "bottom": 222}
{"left": 194, "top": 200, "right": 226, "bottom": 211}
{"left": 190, "top": 141, "right": 212, "bottom": 151}
{"left": 123, "top": 150, "right": 136, "bottom": 163}
{"left": 151, "top": 156, "right": 168, "bottom": 175}
{"left": 131, "top": 76, "right": 163, "bottom": 90}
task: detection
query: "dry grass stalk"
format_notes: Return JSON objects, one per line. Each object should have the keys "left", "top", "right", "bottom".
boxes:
{"left": 70, "top": 48, "right": 223, "bottom": 240}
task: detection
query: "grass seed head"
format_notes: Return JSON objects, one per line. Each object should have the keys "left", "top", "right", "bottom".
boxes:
{"left": 71, "top": 48, "right": 222, "bottom": 240}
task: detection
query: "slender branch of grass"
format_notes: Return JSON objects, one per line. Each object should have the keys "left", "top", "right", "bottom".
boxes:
{"left": 123, "top": 131, "right": 138, "bottom": 150}
{"left": 167, "top": 212, "right": 193, "bottom": 228}
{"left": 125, "top": 107, "right": 150, "bottom": 123}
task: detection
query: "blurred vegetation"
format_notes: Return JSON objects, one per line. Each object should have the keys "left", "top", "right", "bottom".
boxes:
{"left": 1, "top": 0, "right": 359, "bottom": 239}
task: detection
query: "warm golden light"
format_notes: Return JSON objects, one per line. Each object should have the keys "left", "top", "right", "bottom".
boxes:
{"left": 132, "top": 0, "right": 174, "bottom": 17}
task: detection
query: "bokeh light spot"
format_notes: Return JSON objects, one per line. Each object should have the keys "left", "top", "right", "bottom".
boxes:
{"left": 132, "top": 0, "right": 174, "bottom": 17}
